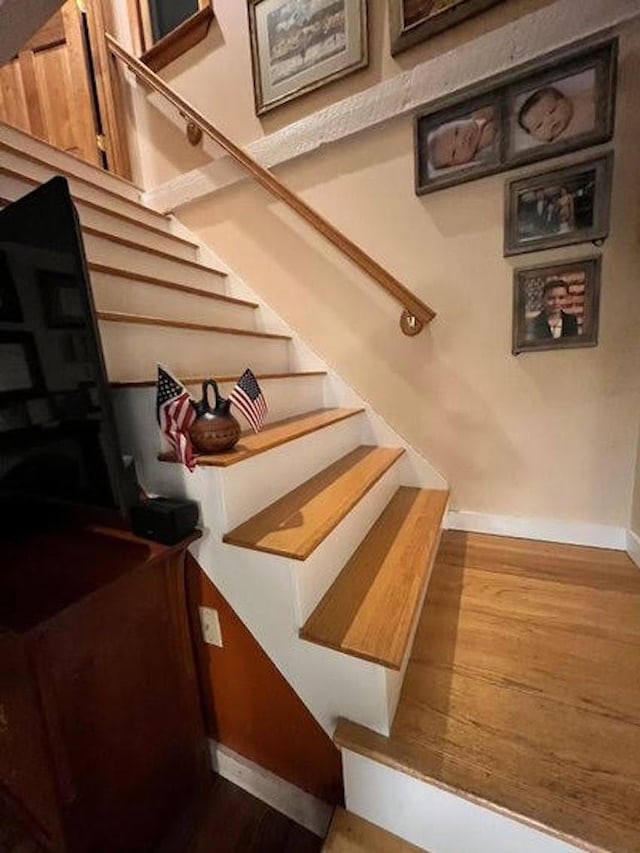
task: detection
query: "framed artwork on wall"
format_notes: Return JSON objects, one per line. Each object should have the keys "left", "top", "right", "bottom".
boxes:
{"left": 247, "top": 0, "right": 368, "bottom": 115}
{"left": 512, "top": 256, "right": 601, "bottom": 355}
{"left": 414, "top": 37, "right": 617, "bottom": 195}
{"left": 504, "top": 154, "right": 613, "bottom": 256}
{"left": 389, "top": 0, "right": 505, "bottom": 56}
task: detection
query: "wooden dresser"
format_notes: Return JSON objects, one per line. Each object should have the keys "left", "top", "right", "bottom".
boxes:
{"left": 0, "top": 524, "right": 209, "bottom": 852}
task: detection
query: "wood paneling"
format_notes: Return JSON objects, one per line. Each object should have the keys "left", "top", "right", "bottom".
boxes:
{"left": 323, "top": 808, "right": 424, "bottom": 852}
{"left": 185, "top": 554, "right": 344, "bottom": 805}
{"left": 224, "top": 447, "right": 405, "bottom": 560}
{"left": 336, "top": 531, "right": 640, "bottom": 853}
{"left": 302, "top": 488, "right": 449, "bottom": 669}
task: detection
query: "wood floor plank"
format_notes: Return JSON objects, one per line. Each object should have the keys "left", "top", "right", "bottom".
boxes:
{"left": 223, "top": 446, "right": 404, "bottom": 560}
{"left": 323, "top": 808, "right": 424, "bottom": 852}
{"left": 335, "top": 531, "right": 640, "bottom": 853}
{"left": 301, "top": 488, "right": 449, "bottom": 669}
{"left": 160, "top": 409, "right": 364, "bottom": 468}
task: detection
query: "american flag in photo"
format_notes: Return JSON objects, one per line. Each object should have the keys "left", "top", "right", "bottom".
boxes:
{"left": 229, "top": 369, "right": 267, "bottom": 433}
{"left": 156, "top": 365, "right": 197, "bottom": 471}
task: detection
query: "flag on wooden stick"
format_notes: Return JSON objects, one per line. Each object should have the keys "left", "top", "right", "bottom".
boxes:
{"left": 156, "top": 365, "right": 197, "bottom": 471}
{"left": 229, "top": 369, "right": 267, "bottom": 433}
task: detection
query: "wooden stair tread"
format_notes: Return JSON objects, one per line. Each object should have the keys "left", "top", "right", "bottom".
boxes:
{"left": 323, "top": 808, "right": 425, "bottom": 852}
{"left": 88, "top": 263, "right": 231, "bottom": 295}
{"left": 110, "top": 371, "right": 326, "bottom": 389}
{"left": 160, "top": 409, "right": 364, "bottom": 468}
{"left": 301, "top": 487, "right": 449, "bottom": 669}
{"left": 0, "top": 165, "right": 197, "bottom": 248}
{"left": 97, "top": 311, "right": 290, "bottom": 339}
{"left": 223, "top": 446, "right": 405, "bottom": 560}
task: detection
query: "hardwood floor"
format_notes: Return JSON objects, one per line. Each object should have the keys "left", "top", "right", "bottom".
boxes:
{"left": 338, "top": 531, "right": 640, "bottom": 853}
{"left": 158, "top": 774, "right": 323, "bottom": 853}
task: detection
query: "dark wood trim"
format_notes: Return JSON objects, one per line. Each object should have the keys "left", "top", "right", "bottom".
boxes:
{"left": 97, "top": 310, "right": 290, "bottom": 340}
{"left": 110, "top": 371, "right": 326, "bottom": 389}
{"left": 140, "top": 6, "right": 214, "bottom": 72}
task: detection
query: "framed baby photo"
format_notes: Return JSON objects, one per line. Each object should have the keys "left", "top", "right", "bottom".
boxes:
{"left": 415, "top": 91, "right": 503, "bottom": 194}
{"left": 247, "top": 0, "right": 368, "bottom": 115}
{"left": 504, "top": 153, "right": 613, "bottom": 256}
{"left": 504, "top": 39, "right": 617, "bottom": 168}
{"left": 512, "top": 256, "right": 601, "bottom": 355}
{"left": 389, "top": 0, "right": 505, "bottom": 56}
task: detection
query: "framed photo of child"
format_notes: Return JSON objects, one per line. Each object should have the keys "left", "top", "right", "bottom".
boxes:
{"left": 505, "top": 41, "right": 617, "bottom": 167}
{"left": 512, "top": 256, "right": 601, "bottom": 355}
{"left": 415, "top": 93, "right": 502, "bottom": 194}
{"left": 504, "top": 153, "right": 613, "bottom": 256}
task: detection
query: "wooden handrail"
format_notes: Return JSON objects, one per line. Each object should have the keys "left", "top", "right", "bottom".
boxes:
{"left": 106, "top": 34, "right": 436, "bottom": 334}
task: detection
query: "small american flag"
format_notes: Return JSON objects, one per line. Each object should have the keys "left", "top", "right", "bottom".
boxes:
{"left": 229, "top": 369, "right": 267, "bottom": 433}
{"left": 156, "top": 365, "right": 197, "bottom": 471}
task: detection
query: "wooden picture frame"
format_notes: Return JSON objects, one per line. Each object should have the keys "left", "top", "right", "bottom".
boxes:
{"left": 504, "top": 154, "right": 613, "bottom": 256}
{"left": 414, "top": 36, "right": 617, "bottom": 195}
{"left": 389, "top": 0, "right": 505, "bottom": 56}
{"left": 512, "top": 256, "right": 601, "bottom": 355}
{"left": 248, "top": 0, "right": 368, "bottom": 115}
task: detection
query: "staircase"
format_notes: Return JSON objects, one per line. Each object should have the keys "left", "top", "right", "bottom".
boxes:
{"left": 0, "top": 123, "right": 451, "bottom": 843}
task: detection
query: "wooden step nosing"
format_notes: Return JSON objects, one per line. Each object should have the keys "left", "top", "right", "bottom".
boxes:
{"left": 88, "top": 263, "right": 242, "bottom": 302}
{"left": 110, "top": 371, "right": 326, "bottom": 389}
{"left": 97, "top": 311, "right": 290, "bottom": 340}
{"left": 0, "top": 140, "right": 158, "bottom": 214}
{"left": 333, "top": 721, "right": 605, "bottom": 853}
{"left": 160, "top": 409, "right": 365, "bottom": 468}
{"left": 0, "top": 165, "right": 195, "bottom": 248}
{"left": 223, "top": 447, "right": 406, "bottom": 561}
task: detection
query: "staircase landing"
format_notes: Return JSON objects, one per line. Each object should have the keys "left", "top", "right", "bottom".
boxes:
{"left": 336, "top": 531, "right": 640, "bottom": 853}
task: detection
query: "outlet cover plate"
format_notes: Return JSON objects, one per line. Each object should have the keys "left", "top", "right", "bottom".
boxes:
{"left": 199, "top": 606, "right": 223, "bottom": 647}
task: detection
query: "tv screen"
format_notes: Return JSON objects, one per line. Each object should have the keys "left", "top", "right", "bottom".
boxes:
{"left": 0, "top": 177, "right": 129, "bottom": 540}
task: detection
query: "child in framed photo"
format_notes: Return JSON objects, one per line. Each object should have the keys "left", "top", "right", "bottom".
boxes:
{"left": 512, "top": 257, "right": 601, "bottom": 354}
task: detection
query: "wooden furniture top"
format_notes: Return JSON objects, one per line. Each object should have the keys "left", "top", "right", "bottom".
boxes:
{"left": 160, "top": 409, "right": 364, "bottom": 469}
{"left": 97, "top": 310, "right": 291, "bottom": 340}
{"left": 105, "top": 35, "right": 436, "bottom": 334}
{"left": 0, "top": 523, "right": 199, "bottom": 634}
{"left": 224, "top": 446, "right": 405, "bottom": 560}
{"left": 335, "top": 531, "right": 640, "bottom": 853}
{"left": 323, "top": 808, "right": 425, "bottom": 853}
{"left": 301, "top": 487, "right": 449, "bottom": 669}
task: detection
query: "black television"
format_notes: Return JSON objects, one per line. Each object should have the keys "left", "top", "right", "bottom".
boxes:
{"left": 0, "top": 177, "right": 130, "bottom": 541}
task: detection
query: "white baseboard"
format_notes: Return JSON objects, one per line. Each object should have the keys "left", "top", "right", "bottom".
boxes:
{"left": 208, "top": 740, "right": 333, "bottom": 838}
{"left": 627, "top": 529, "right": 640, "bottom": 569}
{"left": 446, "top": 510, "right": 626, "bottom": 550}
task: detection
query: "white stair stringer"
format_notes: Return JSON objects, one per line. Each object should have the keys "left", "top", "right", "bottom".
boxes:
{"left": 341, "top": 750, "right": 586, "bottom": 853}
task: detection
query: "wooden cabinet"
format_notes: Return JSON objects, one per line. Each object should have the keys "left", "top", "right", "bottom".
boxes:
{"left": 0, "top": 525, "right": 209, "bottom": 852}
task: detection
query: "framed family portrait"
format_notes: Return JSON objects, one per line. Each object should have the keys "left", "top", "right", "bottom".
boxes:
{"left": 504, "top": 154, "right": 613, "bottom": 256}
{"left": 414, "top": 37, "right": 617, "bottom": 194}
{"left": 389, "top": 0, "right": 505, "bottom": 55}
{"left": 247, "top": 0, "right": 368, "bottom": 115}
{"left": 512, "top": 256, "right": 600, "bottom": 355}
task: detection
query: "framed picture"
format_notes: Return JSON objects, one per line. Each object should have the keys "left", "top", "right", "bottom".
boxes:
{"left": 247, "top": 0, "right": 368, "bottom": 115}
{"left": 0, "top": 331, "right": 45, "bottom": 400}
{"left": 414, "top": 36, "right": 617, "bottom": 194}
{"left": 504, "top": 153, "right": 613, "bottom": 256}
{"left": 505, "top": 41, "right": 617, "bottom": 167}
{"left": 38, "top": 271, "right": 85, "bottom": 328}
{"left": 415, "top": 92, "right": 502, "bottom": 193}
{"left": 512, "top": 256, "right": 601, "bottom": 355}
{"left": 389, "top": 0, "right": 505, "bottom": 56}
{"left": 0, "top": 252, "right": 23, "bottom": 323}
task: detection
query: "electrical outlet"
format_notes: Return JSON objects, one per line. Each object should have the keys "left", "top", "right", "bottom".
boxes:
{"left": 199, "top": 606, "right": 223, "bottom": 647}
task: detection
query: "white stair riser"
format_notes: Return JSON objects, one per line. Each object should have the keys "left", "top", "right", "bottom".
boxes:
{"left": 220, "top": 414, "right": 364, "bottom": 530}
{"left": 293, "top": 462, "right": 403, "bottom": 625}
{"left": 83, "top": 233, "right": 224, "bottom": 292}
{"left": 91, "top": 272, "right": 255, "bottom": 329}
{"left": 0, "top": 125, "right": 141, "bottom": 202}
{"left": 342, "top": 751, "right": 585, "bottom": 853}
{"left": 99, "top": 322, "right": 289, "bottom": 383}
{"left": 0, "top": 147, "right": 166, "bottom": 230}
{"left": 0, "top": 170, "right": 187, "bottom": 256}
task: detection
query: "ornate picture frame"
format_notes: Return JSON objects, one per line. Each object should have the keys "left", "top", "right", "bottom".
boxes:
{"left": 247, "top": 0, "right": 368, "bottom": 115}
{"left": 389, "top": 0, "right": 505, "bottom": 56}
